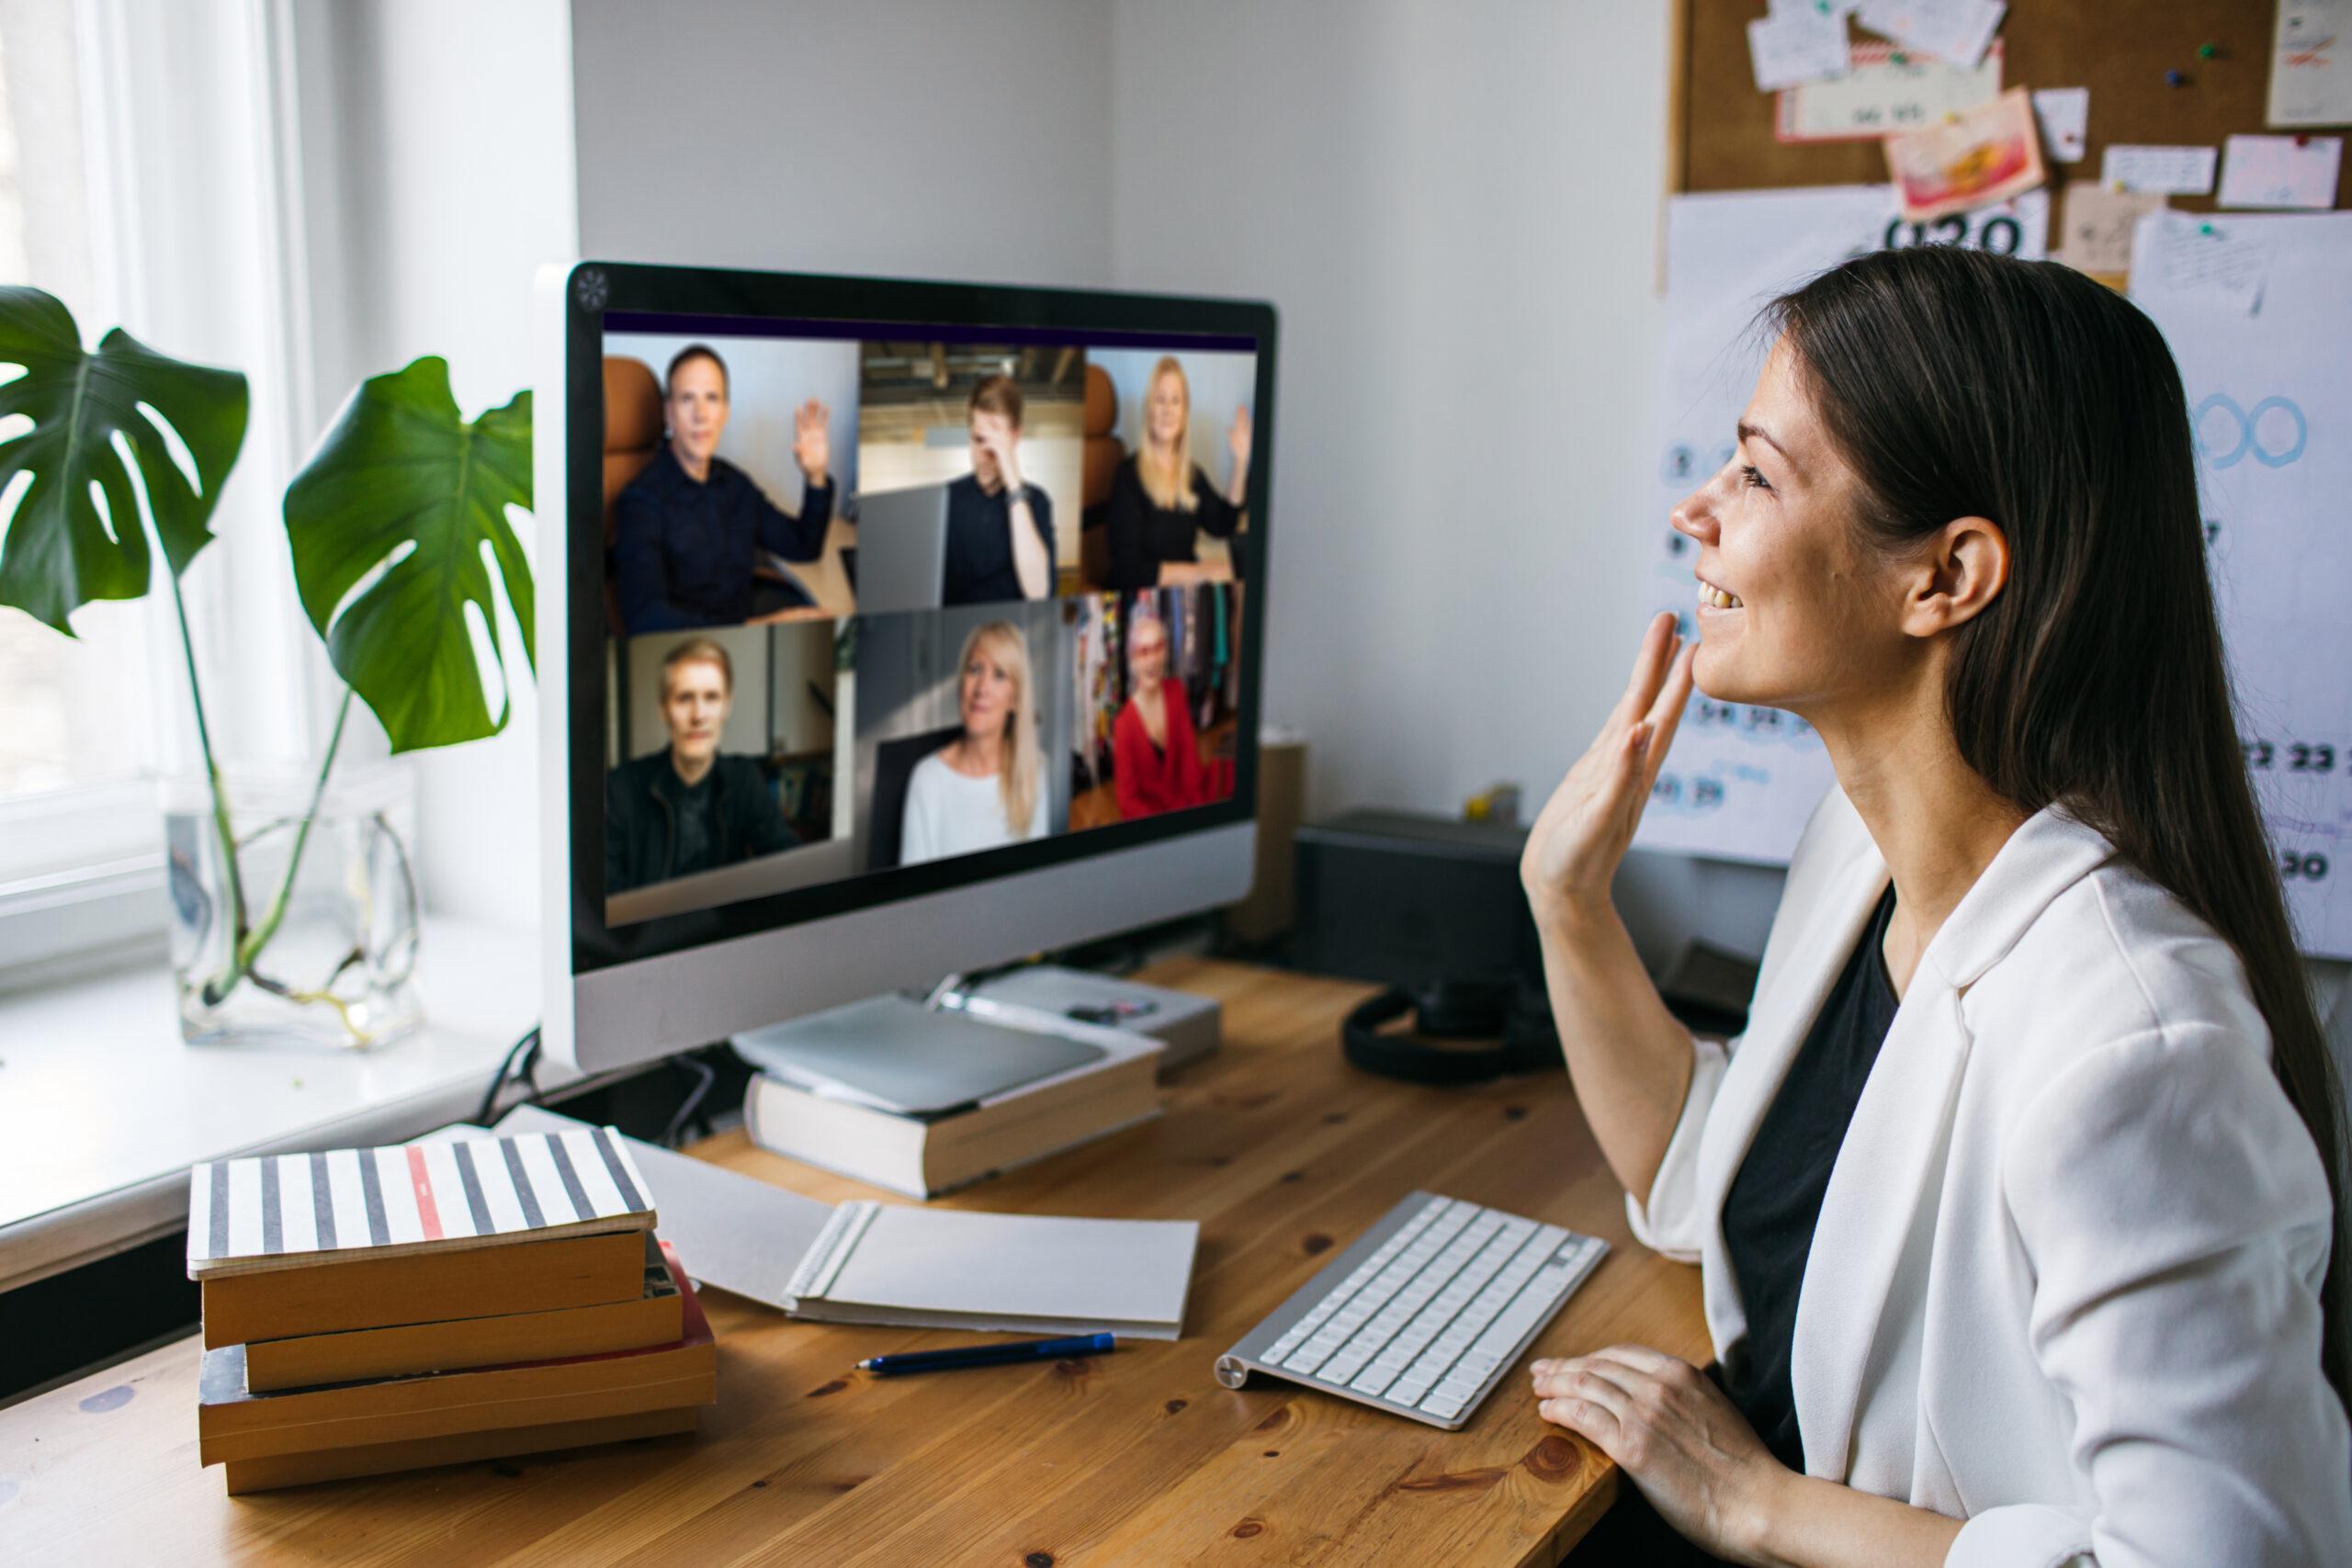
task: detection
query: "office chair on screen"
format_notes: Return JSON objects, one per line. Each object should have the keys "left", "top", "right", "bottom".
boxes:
{"left": 864, "top": 725, "right": 967, "bottom": 871}
{"left": 1079, "top": 363, "right": 1124, "bottom": 590}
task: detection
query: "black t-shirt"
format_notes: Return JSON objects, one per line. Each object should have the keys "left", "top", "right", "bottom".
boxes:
{"left": 944, "top": 474, "right": 1052, "bottom": 605}
{"left": 1102, "top": 455, "right": 1243, "bottom": 591}
{"left": 659, "top": 763, "right": 720, "bottom": 879}
{"left": 612, "top": 446, "right": 832, "bottom": 633}
{"left": 1720, "top": 883, "right": 1901, "bottom": 1472}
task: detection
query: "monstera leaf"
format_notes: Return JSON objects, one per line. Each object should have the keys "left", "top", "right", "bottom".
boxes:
{"left": 284, "top": 357, "right": 534, "bottom": 753}
{"left": 0, "top": 287, "right": 249, "bottom": 632}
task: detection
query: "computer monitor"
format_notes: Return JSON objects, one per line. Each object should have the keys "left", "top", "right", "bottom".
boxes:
{"left": 535, "top": 262, "right": 1276, "bottom": 1074}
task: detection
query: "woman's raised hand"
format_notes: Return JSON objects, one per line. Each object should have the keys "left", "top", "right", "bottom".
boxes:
{"left": 1521, "top": 613, "right": 1696, "bottom": 924}
{"left": 1228, "top": 405, "right": 1252, "bottom": 472}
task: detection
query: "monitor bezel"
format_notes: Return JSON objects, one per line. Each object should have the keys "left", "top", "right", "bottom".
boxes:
{"left": 558, "top": 262, "right": 1276, "bottom": 980}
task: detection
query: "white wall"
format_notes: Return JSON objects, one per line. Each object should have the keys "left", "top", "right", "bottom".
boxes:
{"left": 295, "top": 0, "right": 579, "bottom": 928}
{"left": 1106, "top": 0, "right": 1782, "bottom": 960}
{"left": 570, "top": 0, "right": 1115, "bottom": 285}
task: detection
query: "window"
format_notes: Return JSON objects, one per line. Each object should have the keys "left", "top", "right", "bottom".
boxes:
{"left": 0, "top": 8, "right": 164, "bottom": 844}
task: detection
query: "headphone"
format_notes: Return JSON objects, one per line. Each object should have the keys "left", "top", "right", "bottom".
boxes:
{"left": 1340, "top": 978, "right": 1559, "bottom": 1086}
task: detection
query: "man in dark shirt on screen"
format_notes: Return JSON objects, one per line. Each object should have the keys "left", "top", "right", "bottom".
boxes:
{"left": 606, "top": 638, "right": 798, "bottom": 894}
{"left": 615, "top": 344, "right": 836, "bottom": 632}
{"left": 943, "top": 373, "right": 1053, "bottom": 605}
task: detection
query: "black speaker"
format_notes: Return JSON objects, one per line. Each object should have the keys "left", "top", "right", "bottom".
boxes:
{"left": 1293, "top": 810, "right": 1555, "bottom": 1084}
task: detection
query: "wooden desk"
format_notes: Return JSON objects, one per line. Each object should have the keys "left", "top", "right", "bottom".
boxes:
{"left": 0, "top": 960, "right": 1707, "bottom": 1565}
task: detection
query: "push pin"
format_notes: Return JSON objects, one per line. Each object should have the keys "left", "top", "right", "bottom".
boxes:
{"left": 2296, "top": 133, "right": 2312, "bottom": 147}
{"left": 2199, "top": 222, "right": 2216, "bottom": 236}
{"left": 1891, "top": 50, "right": 1907, "bottom": 64}
{"left": 2164, "top": 69, "right": 2187, "bottom": 87}
{"left": 2197, "top": 42, "right": 2218, "bottom": 60}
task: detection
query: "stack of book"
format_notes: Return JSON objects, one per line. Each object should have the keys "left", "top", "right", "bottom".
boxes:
{"left": 740, "top": 996, "right": 1164, "bottom": 1198}
{"left": 187, "top": 1126, "right": 717, "bottom": 1494}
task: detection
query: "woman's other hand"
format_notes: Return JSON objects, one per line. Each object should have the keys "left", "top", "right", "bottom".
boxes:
{"left": 1228, "top": 404, "right": 1251, "bottom": 473}
{"left": 793, "top": 399, "right": 831, "bottom": 486}
{"left": 1533, "top": 1347, "right": 1789, "bottom": 1564}
{"left": 1521, "top": 612, "right": 1694, "bottom": 924}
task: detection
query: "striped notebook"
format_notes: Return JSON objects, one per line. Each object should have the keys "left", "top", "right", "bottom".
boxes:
{"left": 187, "top": 1127, "right": 657, "bottom": 1280}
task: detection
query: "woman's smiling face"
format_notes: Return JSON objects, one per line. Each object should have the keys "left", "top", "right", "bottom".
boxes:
{"left": 1669, "top": 338, "right": 1917, "bottom": 716}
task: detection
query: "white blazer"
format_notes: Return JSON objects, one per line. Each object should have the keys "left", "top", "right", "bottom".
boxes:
{"left": 1629, "top": 789, "right": 2352, "bottom": 1566}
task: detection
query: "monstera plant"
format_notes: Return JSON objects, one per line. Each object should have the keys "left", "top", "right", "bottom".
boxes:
{"left": 0, "top": 285, "right": 533, "bottom": 1036}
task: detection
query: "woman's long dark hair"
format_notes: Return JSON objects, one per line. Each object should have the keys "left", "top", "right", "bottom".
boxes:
{"left": 1768, "top": 245, "right": 2349, "bottom": 1407}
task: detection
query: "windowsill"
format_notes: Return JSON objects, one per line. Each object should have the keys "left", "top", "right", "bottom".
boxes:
{"left": 0, "top": 916, "right": 578, "bottom": 1294}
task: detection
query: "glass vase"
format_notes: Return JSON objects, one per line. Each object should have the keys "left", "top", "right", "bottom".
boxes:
{"left": 164, "top": 760, "right": 424, "bottom": 1049}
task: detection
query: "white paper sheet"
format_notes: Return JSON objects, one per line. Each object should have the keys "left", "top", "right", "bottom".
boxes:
{"left": 1749, "top": 5, "right": 1852, "bottom": 92}
{"left": 2030, "top": 86, "right": 2089, "bottom": 162}
{"left": 1640, "top": 186, "right": 2045, "bottom": 866}
{"left": 2218, "top": 133, "right": 2343, "bottom": 209}
{"left": 1854, "top": 0, "right": 2006, "bottom": 70}
{"left": 2131, "top": 211, "right": 2271, "bottom": 316}
{"left": 1780, "top": 40, "right": 2000, "bottom": 141}
{"left": 2103, "top": 144, "right": 2219, "bottom": 195}
{"left": 2269, "top": 0, "right": 2352, "bottom": 128}
{"left": 2129, "top": 213, "right": 2352, "bottom": 957}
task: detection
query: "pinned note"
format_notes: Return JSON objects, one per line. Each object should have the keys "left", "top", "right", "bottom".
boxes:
{"left": 2268, "top": 0, "right": 2352, "bottom": 128}
{"left": 1855, "top": 0, "right": 2007, "bottom": 71}
{"left": 2218, "top": 133, "right": 2343, "bottom": 209}
{"left": 1748, "top": 5, "right": 1852, "bottom": 93}
{"left": 2130, "top": 211, "right": 2269, "bottom": 316}
{"left": 2102, "top": 144, "right": 2219, "bottom": 196}
{"left": 2056, "top": 182, "right": 2165, "bottom": 276}
{"left": 2030, "top": 86, "right": 2089, "bottom": 162}
{"left": 1884, "top": 86, "right": 2044, "bottom": 220}
{"left": 1780, "top": 40, "right": 2000, "bottom": 141}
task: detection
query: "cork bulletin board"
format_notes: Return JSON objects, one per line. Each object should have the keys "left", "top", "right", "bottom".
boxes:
{"left": 1671, "top": 0, "right": 2351, "bottom": 211}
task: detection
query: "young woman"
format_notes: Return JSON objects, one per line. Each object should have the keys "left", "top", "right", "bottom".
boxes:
{"left": 1110, "top": 608, "right": 1231, "bottom": 820}
{"left": 1102, "top": 355, "right": 1250, "bottom": 591}
{"left": 900, "top": 620, "right": 1050, "bottom": 865}
{"left": 1521, "top": 247, "right": 2351, "bottom": 1566}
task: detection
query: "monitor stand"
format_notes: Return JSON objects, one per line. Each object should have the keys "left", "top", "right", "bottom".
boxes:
{"left": 728, "top": 983, "right": 1110, "bottom": 1116}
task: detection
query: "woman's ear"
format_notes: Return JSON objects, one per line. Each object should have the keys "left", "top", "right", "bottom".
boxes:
{"left": 1904, "top": 515, "right": 2010, "bottom": 637}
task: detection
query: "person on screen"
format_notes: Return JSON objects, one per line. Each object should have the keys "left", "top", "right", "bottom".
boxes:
{"left": 1102, "top": 355, "right": 1250, "bottom": 592}
{"left": 614, "top": 344, "right": 835, "bottom": 633}
{"left": 1111, "top": 609, "right": 1230, "bottom": 820}
{"left": 900, "top": 620, "right": 1050, "bottom": 864}
{"left": 944, "top": 374, "right": 1053, "bottom": 605}
{"left": 605, "top": 638, "right": 797, "bottom": 894}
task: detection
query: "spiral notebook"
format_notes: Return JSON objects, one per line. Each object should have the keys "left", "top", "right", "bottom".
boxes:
{"left": 484, "top": 1106, "right": 1197, "bottom": 1339}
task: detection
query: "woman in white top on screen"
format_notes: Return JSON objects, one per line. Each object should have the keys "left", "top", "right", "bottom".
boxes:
{"left": 900, "top": 620, "right": 1051, "bottom": 865}
{"left": 1517, "top": 247, "right": 2350, "bottom": 1566}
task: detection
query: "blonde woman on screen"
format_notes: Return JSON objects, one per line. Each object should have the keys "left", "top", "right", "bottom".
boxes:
{"left": 1102, "top": 355, "right": 1249, "bottom": 591}
{"left": 900, "top": 620, "right": 1050, "bottom": 864}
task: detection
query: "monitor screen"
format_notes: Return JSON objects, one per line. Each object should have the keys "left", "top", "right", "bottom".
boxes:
{"left": 555, "top": 268, "right": 1272, "bottom": 982}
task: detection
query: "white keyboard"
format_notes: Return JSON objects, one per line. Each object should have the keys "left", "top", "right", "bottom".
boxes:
{"left": 1214, "top": 1191, "right": 1609, "bottom": 1429}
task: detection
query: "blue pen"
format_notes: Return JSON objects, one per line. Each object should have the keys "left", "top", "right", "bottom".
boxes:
{"left": 856, "top": 1332, "right": 1115, "bottom": 1377}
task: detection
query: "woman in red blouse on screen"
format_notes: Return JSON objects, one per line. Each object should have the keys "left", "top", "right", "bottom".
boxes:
{"left": 1112, "top": 610, "right": 1231, "bottom": 820}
